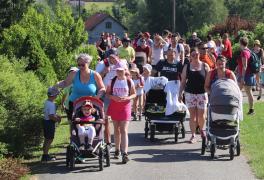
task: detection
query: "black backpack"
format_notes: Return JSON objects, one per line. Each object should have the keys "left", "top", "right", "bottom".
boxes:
{"left": 245, "top": 49, "right": 260, "bottom": 74}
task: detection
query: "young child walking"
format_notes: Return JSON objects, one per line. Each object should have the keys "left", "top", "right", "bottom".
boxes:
{"left": 130, "top": 67, "right": 144, "bottom": 121}
{"left": 42, "top": 87, "right": 61, "bottom": 162}
{"left": 74, "top": 100, "right": 96, "bottom": 152}
{"left": 106, "top": 60, "right": 136, "bottom": 164}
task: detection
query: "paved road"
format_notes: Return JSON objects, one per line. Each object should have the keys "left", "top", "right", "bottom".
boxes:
{"left": 35, "top": 117, "right": 256, "bottom": 180}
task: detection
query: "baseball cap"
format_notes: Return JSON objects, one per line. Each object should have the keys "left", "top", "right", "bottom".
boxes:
{"left": 114, "top": 60, "right": 128, "bottom": 71}
{"left": 192, "top": 32, "right": 197, "bottom": 36}
{"left": 143, "top": 64, "right": 152, "bottom": 73}
{"left": 69, "top": 67, "right": 79, "bottom": 72}
{"left": 82, "top": 100, "right": 93, "bottom": 108}
{"left": 144, "top": 32, "right": 151, "bottom": 38}
{"left": 47, "top": 87, "right": 60, "bottom": 97}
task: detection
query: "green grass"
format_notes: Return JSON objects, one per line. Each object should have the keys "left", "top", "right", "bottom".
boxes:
{"left": 241, "top": 103, "right": 264, "bottom": 179}
{"left": 85, "top": 2, "right": 114, "bottom": 10}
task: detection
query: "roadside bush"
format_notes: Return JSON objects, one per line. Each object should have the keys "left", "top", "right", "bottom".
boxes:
{"left": 0, "top": 56, "right": 46, "bottom": 156}
{"left": 253, "top": 23, "right": 264, "bottom": 44}
{"left": 0, "top": 158, "right": 29, "bottom": 180}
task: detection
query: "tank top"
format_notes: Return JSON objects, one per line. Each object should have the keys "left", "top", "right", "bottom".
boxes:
{"left": 69, "top": 70, "right": 97, "bottom": 102}
{"left": 99, "top": 38, "right": 108, "bottom": 51}
{"left": 151, "top": 46, "right": 164, "bottom": 65}
{"left": 185, "top": 63, "right": 206, "bottom": 94}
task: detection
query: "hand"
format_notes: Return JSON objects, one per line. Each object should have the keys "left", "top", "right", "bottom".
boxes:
{"left": 178, "top": 94, "right": 183, "bottom": 102}
{"left": 112, "top": 96, "right": 122, "bottom": 102}
{"left": 120, "top": 96, "right": 130, "bottom": 102}
{"left": 56, "top": 115, "right": 62, "bottom": 123}
{"left": 75, "top": 118, "right": 81, "bottom": 122}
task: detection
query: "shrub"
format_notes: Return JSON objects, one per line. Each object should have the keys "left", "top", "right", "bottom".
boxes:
{"left": 0, "top": 158, "right": 29, "bottom": 180}
{"left": 0, "top": 56, "right": 46, "bottom": 156}
{"left": 253, "top": 23, "right": 264, "bottom": 45}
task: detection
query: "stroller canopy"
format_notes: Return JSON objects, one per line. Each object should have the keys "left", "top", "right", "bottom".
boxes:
{"left": 210, "top": 79, "right": 241, "bottom": 107}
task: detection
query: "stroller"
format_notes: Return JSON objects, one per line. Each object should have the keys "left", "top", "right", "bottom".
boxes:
{"left": 144, "top": 88, "right": 186, "bottom": 143}
{"left": 201, "top": 79, "right": 242, "bottom": 160}
{"left": 66, "top": 96, "right": 110, "bottom": 170}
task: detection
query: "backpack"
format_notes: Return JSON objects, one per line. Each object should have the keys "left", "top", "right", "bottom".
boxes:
{"left": 168, "top": 44, "right": 181, "bottom": 53}
{"left": 103, "top": 58, "right": 110, "bottom": 67}
{"left": 245, "top": 49, "right": 260, "bottom": 74}
{"left": 110, "top": 76, "right": 132, "bottom": 96}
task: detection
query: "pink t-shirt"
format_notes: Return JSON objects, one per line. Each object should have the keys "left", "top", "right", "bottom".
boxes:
{"left": 222, "top": 39, "right": 232, "bottom": 59}
{"left": 237, "top": 49, "right": 251, "bottom": 75}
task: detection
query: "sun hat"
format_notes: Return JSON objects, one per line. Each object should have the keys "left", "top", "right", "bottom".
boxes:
{"left": 114, "top": 60, "right": 128, "bottom": 71}
{"left": 143, "top": 64, "right": 152, "bottom": 73}
{"left": 192, "top": 32, "right": 197, "bottom": 36}
{"left": 254, "top": 40, "right": 261, "bottom": 46}
{"left": 47, "top": 87, "right": 60, "bottom": 97}
{"left": 82, "top": 100, "right": 93, "bottom": 108}
{"left": 130, "top": 67, "right": 140, "bottom": 74}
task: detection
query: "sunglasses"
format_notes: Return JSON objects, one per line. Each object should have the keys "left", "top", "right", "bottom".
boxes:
{"left": 191, "top": 52, "right": 199, "bottom": 57}
{"left": 78, "top": 63, "right": 86, "bottom": 67}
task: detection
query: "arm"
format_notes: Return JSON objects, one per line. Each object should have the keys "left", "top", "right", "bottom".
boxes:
{"left": 230, "top": 71, "right": 237, "bottom": 83}
{"left": 94, "top": 71, "right": 106, "bottom": 98}
{"left": 204, "top": 70, "right": 212, "bottom": 94}
{"left": 96, "top": 39, "right": 104, "bottom": 53}
{"left": 122, "top": 81, "right": 136, "bottom": 101}
{"left": 148, "top": 47, "right": 152, "bottom": 64}
{"left": 241, "top": 56, "right": 248, "bottom": 83}
{"left": 178, "top": 65, "right": 188, "bottom": 102}
{"left": 54, "top": 71, "right": 77, "bottom": 89}
{"left": 48, "top": 114, "right": 61, "bottom": 122}
{"left": 180, "top": 45, "right": 185, "bottom": 65}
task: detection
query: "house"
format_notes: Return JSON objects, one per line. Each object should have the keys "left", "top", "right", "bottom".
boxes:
{"left": 85, "top": 13, "right": 128, "bottom": 44}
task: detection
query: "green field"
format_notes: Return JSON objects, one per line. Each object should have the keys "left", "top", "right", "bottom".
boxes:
{"left": 85, "top": 2, "right": 114, "bottom": 10}
{"left": 240, "top": 103, "right": 264, "bottom": 179}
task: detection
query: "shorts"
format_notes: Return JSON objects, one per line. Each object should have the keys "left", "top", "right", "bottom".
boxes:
{"left": 237, "top": 74, "right": 256, "bottom": 87}
{"left": 43, "top": 120, "right": 55, "bottom": 140}
{"left": 185, "top": 92, "right": 208, "bottom": 110}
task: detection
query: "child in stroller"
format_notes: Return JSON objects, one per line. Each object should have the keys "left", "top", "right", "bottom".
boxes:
{"left": 74, "top": 100, "right": 96, "bottom": 151}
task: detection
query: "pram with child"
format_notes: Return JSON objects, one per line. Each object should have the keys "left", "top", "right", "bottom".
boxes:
{"left": 201, "top": 79, "right": 242, "bottom": 160}
{"left": 144, "top": 77, "right": 187, "bottom": 143}
{"left": 66, "top": 96, "right": 110, "bottom": 170}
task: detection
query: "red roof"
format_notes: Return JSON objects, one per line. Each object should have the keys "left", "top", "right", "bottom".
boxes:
{"left": 85, "top": 13, "right": 127, "bottom": 31}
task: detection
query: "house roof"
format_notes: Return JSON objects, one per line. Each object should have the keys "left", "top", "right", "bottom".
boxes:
{"left": 85, "top": 13, "right": 128, "bottom": 31}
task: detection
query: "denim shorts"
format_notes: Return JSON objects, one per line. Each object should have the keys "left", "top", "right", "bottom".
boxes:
{"left": 237, "top": 74, "right": 256, "bottom": 87}
{"left": 43, "top": 120, "right": 55, "bottom": 140}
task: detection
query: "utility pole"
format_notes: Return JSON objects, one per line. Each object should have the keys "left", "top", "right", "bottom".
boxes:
{"left": 172, "top": 0, "right": 176, "bottom": 33}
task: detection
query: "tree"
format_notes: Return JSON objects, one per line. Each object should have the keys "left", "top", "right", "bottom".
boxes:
{"left": 0, "top": 0, "right": 34, "bottom": 33}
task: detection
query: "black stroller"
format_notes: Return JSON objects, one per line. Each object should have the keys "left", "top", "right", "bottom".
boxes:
{"left": 201, "top": 79, "right": 241, "bottom": 160}
{"left": 144, "top": 89, "right": 186, "bottom": 143}
{"left": 66, "top": 96, "right": 110, "bottom": 170}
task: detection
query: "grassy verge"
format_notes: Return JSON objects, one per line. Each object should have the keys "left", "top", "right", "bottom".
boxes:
{"left": 241, "top": 103, "right": 264, "bottom": 179}
{"left": 85, "top": 2, "right": 114, "bottom": 10}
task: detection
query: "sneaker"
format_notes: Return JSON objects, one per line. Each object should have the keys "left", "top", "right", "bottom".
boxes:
{"left": 86, "top": 144, "right": 94, "bottom": 152}
{"left": 41, "top": 154, "right": 56, "bottom": 162}
{"left": 257, "top": 95, "right": 261, "bottom": 100}
{"left": 132, "top": 113, "right": 137, "bottom": 121}
{"left": 122, "top": 153, "right": 129, "bottom": 164}
{"left": 247, "top": 109, "right": 255, "bottom": 115}
{"left": 114, "top": 150, "right": 120, "bottom": 159}
{"left": 138, "top": 115, "right": 142, "bottom": 121}
{"left": 189, "top": 135, "right": 197, "bottom": 144}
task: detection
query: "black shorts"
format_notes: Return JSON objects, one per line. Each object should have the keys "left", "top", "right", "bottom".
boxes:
{"left": 43, "top": 120, "right": 55, "bottom": 140}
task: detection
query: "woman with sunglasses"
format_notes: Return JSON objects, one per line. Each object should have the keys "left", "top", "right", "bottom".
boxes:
{"left": 54, "top": 53, "right": 105, "bottom": 118}
{"left": 179, "top": 48, "right": 210, "bottom": 143}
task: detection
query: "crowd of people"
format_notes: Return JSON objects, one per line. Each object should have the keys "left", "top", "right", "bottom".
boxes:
{"left": 41, "top": 30, "right": 264, "bottom": 164}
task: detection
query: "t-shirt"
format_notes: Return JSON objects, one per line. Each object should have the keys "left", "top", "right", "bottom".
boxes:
{"left": 151, "top": 46, "right": 164, "bottom": 65}
{"left": 117, "top": 46, "right": 135, "bottom": 63}
{"left": 170, "top": 43, "right": 184, "bottom": 62}
{"left": 222, "top": 39, "right": 232, "bottom": 59}
{"left": 135, "top": 46, "right": 150, "bottom": 59}
{"left": 237, "top": 49, "right": 251, "bottom": 76}
{"left": 133, "top": 76, "right": 144, "bottom": 96}
{"left": 156, "top": 60, "right": 181, "bottom": 81}
{"left": 108, "top": 78, "right": 134, "bottom": 97}
{"left": 95, "top": 60, "right": 116, "bottom": 86}
{"left": 200, "top": 54, "right": 215, "bottom": 69}
{"left": 44, "top": 100, "right": 56, "bottom": 120}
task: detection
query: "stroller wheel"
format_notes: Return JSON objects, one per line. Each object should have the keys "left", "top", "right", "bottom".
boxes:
{"left": 69, "top": 146, "right": 76, "bottom": 170}
{"left": 66, "top": 146, "right": 70, "bottom": 167}
{"left": 181, "top": 124, "right": 185, "bottom": 139}
{"left": 99, "top": 147, "right": 104, "bottom": 171}
{"left": 144, "top": 121, "right": 149, "bottom": 139}
{"left": 105, "top": 145, "right": 111, "bottom": 167}
{"left": 150, "top": 124, "right": 155, "bottom": 142}
{"left": 174, "top": 125, "right": 179, "bottom": 143}
{"left": 210, "top": 144, "right": 215, "bottom": 159}
{"left": 201, "top": 137, "right": 206, "bottom": 155}
{"left": 230, "top": 145, "right": 235, "bottom": 160}
{"left": 236, "top": 139, "right": 240, "bottom": 156}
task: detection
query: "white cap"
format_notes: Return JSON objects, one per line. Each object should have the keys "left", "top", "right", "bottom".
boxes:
{"left": 192, "top": 32, "right": 197, "bottom": 36}
{"left": 143, "top": 64, "right": 152, "bottom": 73}
{"left": 69, "top": 67, "right": 79, "bottom": 72}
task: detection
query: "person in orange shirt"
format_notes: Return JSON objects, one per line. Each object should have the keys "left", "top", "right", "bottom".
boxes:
{"left": 198, "top": 42, "right": 216, "bottom": 69}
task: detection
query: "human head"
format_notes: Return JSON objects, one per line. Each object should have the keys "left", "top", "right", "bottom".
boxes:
{"left": 81, "top": 100, "right": 94, "bottom": 116}
{"left": 192, "top": 32, "right": 197, "bottom": 39}
{"left": 171, "top": 33, "right": 179, "bottom": 44}
{"left": 76, "top": 54, "right": 93, "bottom": 70}
{"left": 142, "top": 64, "right": 152, "bottom": 77}
{"left": 114, "top": 60, "right": 128, "bottom": 77}
{"left": 239, "top": 37, "right": 249, "bottom": 49}
{"left": 254, "top": 40, "right": 261, "bottom": 51}
{"left": 222, "top": 33, "right": 229, "bottom": 40}
{"left": 122, "top": 37, "right": 131, "bottom": 48}
{"left": 190, "top": 47, "right": 200, "bottom": 61}
{"left": 47, "top": 87, "right": 60, "bottom": 99}
{"left": 144, "top": 32, "right": 151, "bottom": 39}
{"left": 130, "top": 67, "right": 140, "bottom": 79}
{"left": 140, "top": 38, "right": 147, "bottom": 47}
{"left": 198, "top": 42, "right": 208, "bottom": 55}
{"left": 108, "top": 48, "right": 119, "bottom": 64}
{"left": 216, "top": 55, "right": 227, "bottom": 69}
{"left": 207, "top": 34, "right": 213, "bottom": 41}
{"left": 167, "top": 49, "right": 176, "bottom": 62}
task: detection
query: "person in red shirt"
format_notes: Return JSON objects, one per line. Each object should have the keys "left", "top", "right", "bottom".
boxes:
{"left": 221, "top": 33, "right": 233, "bottom": 68}
{"left": 237, "top": 37, "right": 256, "bottom": 115}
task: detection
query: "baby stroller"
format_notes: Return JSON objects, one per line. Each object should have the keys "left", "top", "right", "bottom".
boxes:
{"left": 66, "top": 96, "right": 110, "bottom": 170}
{"left": 201, "top": 79, "right": 242, "bottom": 160}
{"left": 144, "top": 88, "right": 186, "bottom": 143}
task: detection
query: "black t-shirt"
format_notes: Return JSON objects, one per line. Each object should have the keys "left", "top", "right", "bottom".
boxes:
{"left": 156, "top": 60, "right": 181, "bottom": 81}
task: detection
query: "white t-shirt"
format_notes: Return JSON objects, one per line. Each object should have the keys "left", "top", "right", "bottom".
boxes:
{"left": 133, "top": 77, "right": 144, "bottom": 96}
{"left": 171, "top": 43, "right": 184, "bottom": 62}
{"left": 44, "top": 100, "right": 56, "bottom": 120}
{"left": 151, "top": 46, "right": 164, "bottom": 65}
{"left": 96, "top": 60, "right": 116, "bottom": 86}
{"left": 108, "top": 78, "right": 134, "bottom": 97}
